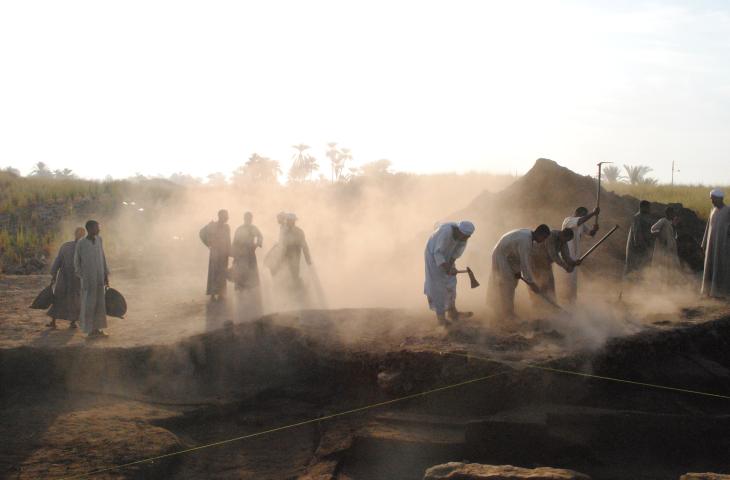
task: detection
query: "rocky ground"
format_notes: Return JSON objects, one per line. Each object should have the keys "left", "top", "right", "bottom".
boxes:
{"left": 2, "top": 274, "right": 730, "bottom": 479}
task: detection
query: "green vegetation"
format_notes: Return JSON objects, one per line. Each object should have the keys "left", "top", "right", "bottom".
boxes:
{"left": 606, "top": 182, "right": 728, "bottom": 219}
{"left": 0, "top": 171, "right": 179, "bottom": 273}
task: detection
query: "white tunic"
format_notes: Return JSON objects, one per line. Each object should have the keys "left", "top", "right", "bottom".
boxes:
{"left": 559, "top": 216, "right": 591, "bottom": 301}
{"left": 701, "top": 205, "right": 730, "bottom": 298}
{"left": 74, "top": 236, "right": 109, "bottom": 333}
{"left": 650, "top": 217, "right": 680, "bottom": 280}
{"left": 491, "top": 229, "right": 536, "bottom": 284}
{"left": 424, "top": 223, "right": 467, "bottom": 314}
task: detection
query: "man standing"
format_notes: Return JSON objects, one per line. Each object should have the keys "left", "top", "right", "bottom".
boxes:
{"left": 701, "top": 190, "right": 730, "bottom": 298}
{"left": 200, "top": 209, "right": 231, "bottom": 301}
{"left": 650, "top": 207, "right": 681, "bottom": 283}
{"left": 74, "top": 220, "right": 109, "bottom": 338}
{"left": 280, "top": 213, "right": 312, "bottom": 284}
{"left": 624, "top": 200, "right": 654, "bottom": 280}
{"left": 47, "top": 227, "right": 86, "bottom": 329}
{"left": 231, "top": 212, "right": 263, "bottom": 292}
{"left": 487, "top": 224, "right": 550, "bottom": 321}
{"left": 560, "top": 206, "right": 599, "bottom": 303}
{"left": 423, "top": 220, "right": 475, "bottom": 325}
{"left": 530, "top": 227, "right": 577, "bottom": 304}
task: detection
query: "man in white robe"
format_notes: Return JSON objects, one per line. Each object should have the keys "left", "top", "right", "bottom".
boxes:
{"left": 487, "top": 224, "right": 550, "bottom": 321}
{"left": 558, "top": 206, "right": 599, "bottom": 303}
{"left": 74, "top": 220, "right": 110, "bottom": 338}
{"left": 424, "top": 220, "right": 475, "bottom": 325}
{"left": 650, "top": 206, "right": 681, "bottom": 284}
{"left": 47, "top": 226, "right": 85, "bottom": 329}
{"left": 701, "top": 189, "right": 730, "bottom": 298}
{"left": 530, "top": 228, "right": 576, "bottom": 305}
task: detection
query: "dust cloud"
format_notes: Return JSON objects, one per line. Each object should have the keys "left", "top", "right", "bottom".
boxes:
{"left": 72, "top": 173, "right": 514, "bottom": 323}
{"left": 54, "top": 164, "right": 706, "bottom": 354}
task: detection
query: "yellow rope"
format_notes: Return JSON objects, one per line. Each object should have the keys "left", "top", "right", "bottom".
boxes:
{"left": 59, "top": 331, "right": 730, "bottom": 478}
{"left": 444, "top": 350, "right": 730, "bottom": 400}
{"left": 60, "top": 370, "right": 508, "bottom": 480}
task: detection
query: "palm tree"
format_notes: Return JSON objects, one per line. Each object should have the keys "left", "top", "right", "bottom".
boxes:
{"left": 289, "top": 144, "right": 319, "bottom": 182}
{"left": 30, "top": 162, "right": 52, "bottom": 177}
{"left": 335, "top": 148, "right": 352, "bottom": 181}
{"left": 623, "top": 165, "right": 656, "bottom": 185}
{"left": 326, "top": 142, "right": 340, "bottom": 182}
{"left": 53, "top": 168, "right": 75, "bottom": 178}
{"left": 602, "top": 165, "right": 623, "bottom": 183}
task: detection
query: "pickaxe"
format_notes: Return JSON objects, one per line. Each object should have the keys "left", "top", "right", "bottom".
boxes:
{"left": 455, "top": 267, "right": 480, "bottom": 288}
{"left": 595, "top": 161, "right": 613, "bottom": 228}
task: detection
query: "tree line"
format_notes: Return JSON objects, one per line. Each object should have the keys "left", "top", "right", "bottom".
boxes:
{"left": 2, "top": 143, "right": 395, "bottom": 186}
{"left": 602, "top": 164, "right": 658, "bottom": 185}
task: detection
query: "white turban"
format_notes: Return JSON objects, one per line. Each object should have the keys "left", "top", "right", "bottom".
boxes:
{"left": 457, "top": 220, "right": 475, "bottom": 236}
{"left": 287, "top": 212, "right": 298, "bottom": 221}
{"left": 710, "top": 189, "right": 725, "bottom": 199}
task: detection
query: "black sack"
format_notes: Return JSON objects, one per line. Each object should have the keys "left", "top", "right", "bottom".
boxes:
{"left": 30, "top": 285, "right": 54, "bottom": 309}
{"left": 105, "top": 287, "right": 127, "bottom": 318}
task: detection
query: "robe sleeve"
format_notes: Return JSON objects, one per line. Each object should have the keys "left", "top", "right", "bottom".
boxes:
{"left": 650, "top": 218, "right": 663, "bottom": 235}
{"left": 701, "top": 210, "right": 712, "bottom": 250}
{"left": 301, "top": 231, "right": 312, "bottom": 265}
{"left": 50, "top": 247, "right": 63, "bottom": 279}
{"left": 254, "top": 226, "right": 263, "bottom": 248}
{"left": 519, "top": 237, "right": 535, "bottom": 283}
{"left": 101, "top": 238, "right": 110, "bottom": 280}
{"left": 558, "top": 241, "right": 576, "bottom": 269}
{"left": 432, "top": 228, "right": 451, "bottom": 266}
{"left": 74, "top": 241, "right": 82, "bottom": 278}
{"left": 630, "top": 216, "right": 641, "bottom": 247}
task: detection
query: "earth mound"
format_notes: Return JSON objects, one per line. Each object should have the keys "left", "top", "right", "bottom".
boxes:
{"left": 454, "top": 158, "right": 706, "bottom": 277}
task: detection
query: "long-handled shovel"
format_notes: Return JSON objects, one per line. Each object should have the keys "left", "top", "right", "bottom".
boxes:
{"left": 595, "top": 161, "right": 613, "bottom": 229}
{"left": 578, "top": 224, "right": 620, "bottom": 263}
{"left": 518, "top": 275, "right": 569, "bottom": 314}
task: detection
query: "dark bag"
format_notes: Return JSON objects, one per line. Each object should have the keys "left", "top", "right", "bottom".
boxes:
{"left": 30, "top": 285, "right": 54, "bottom": 309}
{"left": 105, "top": 287, "right": 127, "bottom": 318}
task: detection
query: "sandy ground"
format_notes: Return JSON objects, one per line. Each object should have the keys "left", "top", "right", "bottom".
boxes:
{"left": 3, "top": 273, "right": 730, "bottom": 479}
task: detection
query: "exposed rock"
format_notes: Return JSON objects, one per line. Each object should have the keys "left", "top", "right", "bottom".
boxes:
{"left": 424, "top": 462, "right": 590, "bottom": 480}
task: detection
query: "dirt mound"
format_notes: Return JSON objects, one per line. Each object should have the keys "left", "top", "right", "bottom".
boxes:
{"left": 455, "top": 158, "right": 706, "bottom": 277}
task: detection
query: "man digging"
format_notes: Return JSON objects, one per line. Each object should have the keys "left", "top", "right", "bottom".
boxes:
{"left": 424, "top": 220, "right": 475, "bottom": 326}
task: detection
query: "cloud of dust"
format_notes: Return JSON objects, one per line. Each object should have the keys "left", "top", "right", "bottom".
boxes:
{"left": 65, "top": 173, "right": 514, "bottom": 330}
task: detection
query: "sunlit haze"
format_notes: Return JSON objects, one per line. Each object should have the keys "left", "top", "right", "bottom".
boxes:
{"left": 1, "top": 1, "right": 728, "bottom": 183}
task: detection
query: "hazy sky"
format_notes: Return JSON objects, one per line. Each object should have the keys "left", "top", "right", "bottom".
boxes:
{"left": 1, "top": 1, "right": 728, "bottom": 183}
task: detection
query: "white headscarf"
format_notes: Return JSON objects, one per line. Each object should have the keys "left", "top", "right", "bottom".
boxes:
{"left": 710, "top": 189, "right": 725, "bottom": 199}
{"left": 457, "top": 220, "right": 475, "bottom": 236}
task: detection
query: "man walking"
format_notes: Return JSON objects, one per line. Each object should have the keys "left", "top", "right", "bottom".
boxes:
{"left": 47, "top": 227, "right": 86, "bottom": 329}
{"left": 74, "top": 220, "right": 109, "bottom": 338}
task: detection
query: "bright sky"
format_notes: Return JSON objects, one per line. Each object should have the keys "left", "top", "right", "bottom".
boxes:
{"left": 1, "top": 1, "right": 728, "bottom": 183}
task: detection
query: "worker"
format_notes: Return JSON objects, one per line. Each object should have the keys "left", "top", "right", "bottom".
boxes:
{"left": 559, "top": 206, "right": 599, "bottom": 303}
{"left": 200, "top": 209, "right": 231, "bottom": 301}
{"left": 47, "top": 227, "right": 86, "bottom": 329}
{"left": 650, "top": 206, "right": 681, "bottom": 284}
{"left": 487, "top": 224, "right": 550, "bottom": 321}
{"left": 423, "top": 220, "right": 475, "bottom": 326}
{"left": 701, "top": 189, "right": 730, "bottom": 298}
{"left": 530, "top": 227, "right": 577, "bottom": 305}
{"left": 624, "top": 200, "right": 653, "bottom": 281}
